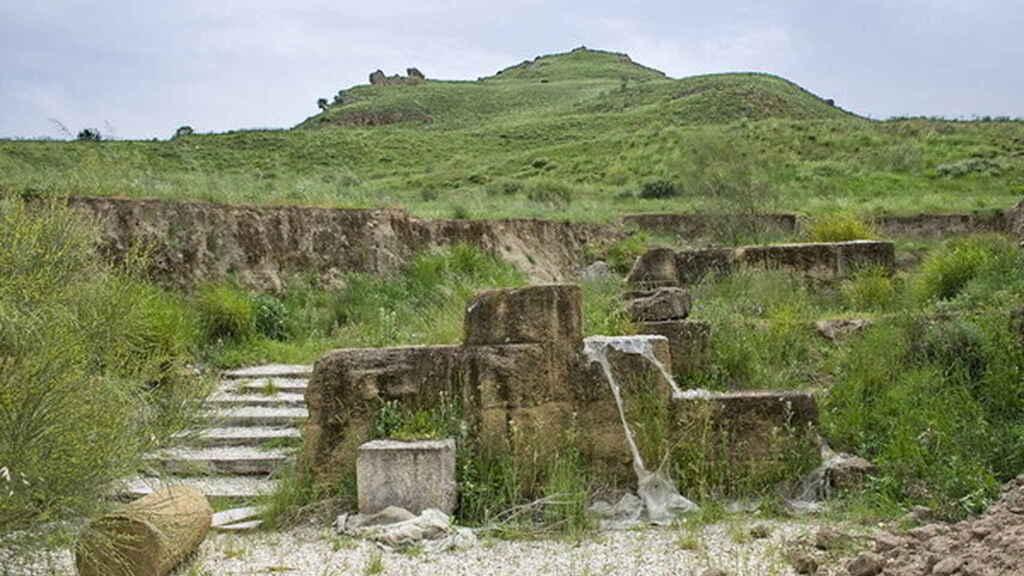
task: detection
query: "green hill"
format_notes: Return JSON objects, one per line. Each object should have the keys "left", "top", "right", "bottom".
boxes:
{"left": 300, "top": 48, "right": 854, "bottom": 129}
{"left": 1, "top": 47, "right": 1021, "bottom": 220}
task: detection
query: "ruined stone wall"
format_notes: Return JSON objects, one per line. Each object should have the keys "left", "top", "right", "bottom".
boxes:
{"left": 628, "top": 240, "right": 896, "bottom": 287}
{"left": 303, "top": 285, "right": 674, "bottom": 487}
{"left": 68, "top": 197, "right": 612, "bottom": 290}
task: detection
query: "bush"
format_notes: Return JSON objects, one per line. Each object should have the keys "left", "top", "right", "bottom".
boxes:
{"left": 806, "top": 213, "right": 877, "bottom": 243}
{"left": 638, "top": 179, "right": 680, "bottom": 199}
{"left": 912, "top": 235, "right": 1017, "bottom": 302}
{"left": 196, "top": 283, "right": 256, "bottom": 343}
{"left": 252, "top": 293, "right": 289, "bottom": 341}
{"left": 76, "top": 128, "right": 101, "bottom": 141}
{"left": 0, "top": 199, "right": 202, "bottom": 541}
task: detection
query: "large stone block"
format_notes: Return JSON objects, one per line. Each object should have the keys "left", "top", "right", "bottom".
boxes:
{"left": 304, "top": 346, "right": 462, "bottom": 480}
{"left": 637, "top": 320, "right": 711, "bottom": 378}
{"left": 461, "top": 344, "right": 572, "bottom": 409}
{"left": 356, "top": 439, "right": 457, "bottom": 515}
{"left": 463, "top": 284, "right": 582, "bottom": 348}
{"left": 626, "top": 247, "right": 679, "bottom": 288}
{"left": 624, "top": 287, "right": 691, "bottom": 322}
{"left": 670, "top": 391, "right": 821, "bottom": 493}
{"left": 675, "top": 248, "right": 735, "bottom": 285}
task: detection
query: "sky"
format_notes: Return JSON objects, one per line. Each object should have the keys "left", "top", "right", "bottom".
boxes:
{"left": 2, "top": 0, "right": 1022, "bottom": 139}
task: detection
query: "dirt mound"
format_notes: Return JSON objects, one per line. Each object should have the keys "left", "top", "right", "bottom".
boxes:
{"left": 865, "top": 475, "right": 1024, "bottom": 575}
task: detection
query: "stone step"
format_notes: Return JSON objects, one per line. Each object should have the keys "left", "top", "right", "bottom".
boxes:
{"left": 222, "top": 365, "right": 313, "bottom": 380}
{"left": 120, "top": 476, "right": 278, "bottom": 502}
{"left": 214, "top": 519, "right": 262, "bottom": 532}
{"left": 147, "top": 446, "right": 294, "bottom": 476}
{"left": 175, "top": 426, "right": 302, "bottom": 448}
{"left": 212, "top": 505, "right": 264, "bottom": 529}
{"left": 207, "top": 392, "right": 306, "bottom": 409}
{"left": 227, "top": 378, "right": 309, "bottom": 395}
{"left": 204, "top": 406, "right": 308, "bottom": 427}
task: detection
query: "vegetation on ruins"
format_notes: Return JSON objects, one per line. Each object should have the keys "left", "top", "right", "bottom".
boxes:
{"left": 2, "top": 47, "right": 1023, "bottom": 559}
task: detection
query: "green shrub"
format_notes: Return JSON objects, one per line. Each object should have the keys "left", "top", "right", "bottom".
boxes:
{"left": 252, "top": 293, "right": 289, "bottom": 341}
{"left": 842, "top": 266, "right": 899, "bottom": 312}
{"left": 196, "top": 283, "right": 256, "bottom": 342}
{"left": 806, "top": 213, "right": 877, "bottom": 243}
{"left": 912, "top": 235, "right": 1018, "bottom": 303}
{"left": 0, "top": 199, "right": 202, "bottom": 541}
{"left": 638, "top": 179, "right": 680, "bottom": 199}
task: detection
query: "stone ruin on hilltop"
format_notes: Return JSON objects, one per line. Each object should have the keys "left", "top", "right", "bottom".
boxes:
{"left": 369, "top": 67, "right": 426, "bottom": 86}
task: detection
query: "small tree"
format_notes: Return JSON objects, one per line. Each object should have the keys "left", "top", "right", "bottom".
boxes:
{"left": 173, "top": 125, "right": 194, "bottom": 139}
{"left": 76, "top": 128, "right": 101, "bottom": 141}
{"left": 317, "top": 98, "right": 329, "bottom": 112}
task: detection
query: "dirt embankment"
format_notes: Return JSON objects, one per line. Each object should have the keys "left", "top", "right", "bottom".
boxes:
{"left": 69, "top": 197, "right": 618, "bottom": 290}
{"left": 66, "top": 197, "right": 1024, "bottom": 290}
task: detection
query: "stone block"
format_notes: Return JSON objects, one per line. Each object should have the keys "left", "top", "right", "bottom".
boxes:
{"left": 626, "top": 247, "right": 679, "bottom": 288}
{"left": 675, "top": 247, "right": 736, "bottom": 285}
{"left": 577, "top": 336, "right": 673, "bottom": 484}
{"left": 357, "top": 439, "right": 457, "bottom": 515}
{"left": 673, "top": 390, "right": 818, "bottom": 428}
{"left": 739, "top": 242, "right": 839, "bottom": 278}
{"left": 461, "top": 344, "right": 572, "bottom": 409}
{"left": 463, "top": 284, "right": 582, "bottom": 349}
{"left": 835, "top": 240, "right": 896, "bottom": 275}
{"left": 637, "top": 320, "right": 711, "bottom": 377}
{"left": 671, "top": 390, "right": 819, "bottom": 466}
{"left": 304, "top": 346, "right": 462, "bottom": 480}
{"left": 624, "top": 287, "right": 691, "bottom": 322}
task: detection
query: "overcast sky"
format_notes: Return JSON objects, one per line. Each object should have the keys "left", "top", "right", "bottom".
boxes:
{"left": 2, "top": 1, "right": 1022, "bottom": 140}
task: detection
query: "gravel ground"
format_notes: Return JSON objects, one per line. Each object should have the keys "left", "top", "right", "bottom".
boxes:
{"left": 3, "top": 518, "right": 869, "bottom": 576}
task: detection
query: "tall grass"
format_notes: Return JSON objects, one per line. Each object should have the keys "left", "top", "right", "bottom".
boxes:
{"left": 0, "top": 198, "right": 204, "bottom": 546}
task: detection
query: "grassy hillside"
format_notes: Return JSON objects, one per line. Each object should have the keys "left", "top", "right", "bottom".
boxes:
{"left": 1, "top": 48, "right": 1022, "bottom": 220}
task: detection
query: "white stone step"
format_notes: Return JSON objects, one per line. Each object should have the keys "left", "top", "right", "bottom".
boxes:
{"left": 120, "top": 476, "right": 278, "bottom": 501}
{"left": 207, "top": 391, "right": 306, "bottom": 409}
{"left": 204, "top": 406, "right": 308, "bottom": 427}
{"left": 222, "top": 365, "right": 313, "bottom": 380}
{"left": 176, "top": 426, "right": 302, "bottom": 448}
{"left": 147, "top": 446, "right": 293, "bottom": 475}
{"left": 214, "top": 519, "right": 262, "bottom": 532}
{"left": 227, "top": 377, "right": 309, "bottom": 395}
{"left": 212, "top": 505, "right": 264, "bottom": 528}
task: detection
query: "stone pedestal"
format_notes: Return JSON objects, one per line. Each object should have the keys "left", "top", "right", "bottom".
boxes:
{"left": 356, "top": 439, "right": 457, "bottom": 515}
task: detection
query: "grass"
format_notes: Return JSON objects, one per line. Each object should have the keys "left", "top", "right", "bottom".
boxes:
{"left": 1, "top": 49, "right": 1021, "bottom": 221}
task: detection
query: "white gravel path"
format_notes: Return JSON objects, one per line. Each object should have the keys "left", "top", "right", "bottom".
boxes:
{"left": 194, "top": 519, "right": 860, "bottom": 576}
{"left": 3, "top": 518, "right": 868, "bottom": 576}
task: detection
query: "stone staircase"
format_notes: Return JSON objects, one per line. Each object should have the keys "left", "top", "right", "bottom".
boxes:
{"left": 121, "top": 364, "right": 311, "bottom": 531}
